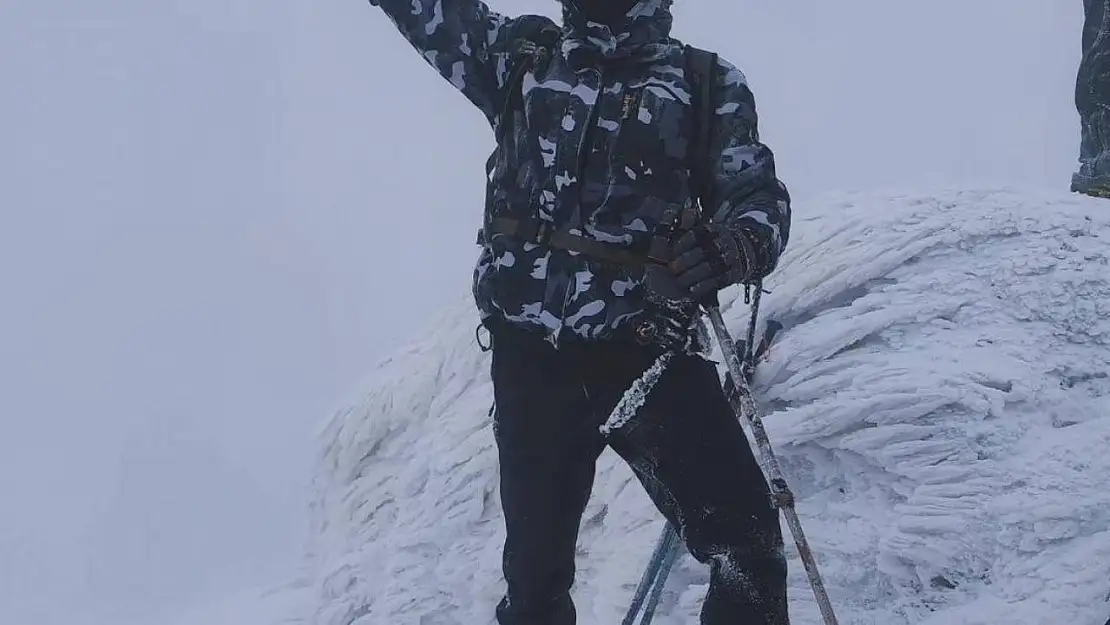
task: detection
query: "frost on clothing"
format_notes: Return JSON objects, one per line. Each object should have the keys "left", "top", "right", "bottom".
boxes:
{"left": 305, "top": 189, "right": 1110, "bottom": 625}
{"left": 369, "top": 0, "right": 791, "bottom": 343}
{"left": 600, "top": 350, "right": 672, "bottom": 435}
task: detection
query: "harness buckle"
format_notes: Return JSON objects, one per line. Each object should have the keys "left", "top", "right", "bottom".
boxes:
{"left": 634, "top": 319, "right": 658, "bottom": 345}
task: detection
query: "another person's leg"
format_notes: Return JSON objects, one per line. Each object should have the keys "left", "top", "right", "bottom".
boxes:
{"left": 1073, "top": 0, "right": 1110, "bottom": 196}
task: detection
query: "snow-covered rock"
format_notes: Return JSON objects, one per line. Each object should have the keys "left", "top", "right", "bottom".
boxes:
{"left": 303, "top": 188, "right": 1110, "bottom": 625}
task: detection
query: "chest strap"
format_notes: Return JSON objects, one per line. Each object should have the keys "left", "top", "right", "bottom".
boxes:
{"left": 477, "top": 216, "right": 674, "bottom": 268}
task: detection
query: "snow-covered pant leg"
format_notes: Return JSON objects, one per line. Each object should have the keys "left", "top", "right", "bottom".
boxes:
{"left": 588, "top": 351, "right": 790, "bottom": 625}
{"left": 1074, "top": 0, "right": 1110, "bottom": 193}
{"left": 488, "top": 322, "right": 606, "bottom": 625}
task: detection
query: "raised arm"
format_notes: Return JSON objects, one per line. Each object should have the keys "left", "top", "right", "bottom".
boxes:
{"left": 368, "top": 0, "right": 520, "bottom": 123}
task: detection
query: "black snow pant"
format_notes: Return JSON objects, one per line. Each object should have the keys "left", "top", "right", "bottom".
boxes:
{"left": 1074, "top": 0, "right": 1110, "bottom": 193}
{"left": 486, "top": 319, "right": 789, "bottom": 625}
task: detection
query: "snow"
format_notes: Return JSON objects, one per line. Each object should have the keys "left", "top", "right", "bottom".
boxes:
{"left": 301, "top": 188, "right": 1110, "bottom": 625}
{"left": 136, "top": 578, "right": 314, "bottom": 625}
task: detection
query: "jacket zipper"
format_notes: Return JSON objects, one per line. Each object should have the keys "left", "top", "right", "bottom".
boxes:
{"left": 575, "top": 68, "right": 604, "bottom": 208}
{"left": 554, "top": 67, "right": 605, "bottom": 342}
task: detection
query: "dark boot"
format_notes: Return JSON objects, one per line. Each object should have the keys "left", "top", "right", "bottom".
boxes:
{"left": 1073, "top": 0, "right": 1110, "bottom": 196}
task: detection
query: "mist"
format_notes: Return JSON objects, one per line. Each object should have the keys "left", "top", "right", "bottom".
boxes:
{"left": 0, "top": 1, "right": 1082, "bottom": 623}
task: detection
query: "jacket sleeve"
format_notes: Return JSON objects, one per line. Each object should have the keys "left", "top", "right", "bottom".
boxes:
{"left": 367, "top": 0, "right": 521, "bottom": 124}
{"left": 705, "top": 57, "right": 792, "bottom": 281}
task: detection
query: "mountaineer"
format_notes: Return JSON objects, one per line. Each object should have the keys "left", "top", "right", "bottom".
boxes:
{"left": 365, "top": 0, "right": 793, "bottom": 622}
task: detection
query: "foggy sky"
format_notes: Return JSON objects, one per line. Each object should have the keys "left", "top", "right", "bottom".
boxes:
{"left": 0, "top": 1, "right": 1082, "bottom": 623}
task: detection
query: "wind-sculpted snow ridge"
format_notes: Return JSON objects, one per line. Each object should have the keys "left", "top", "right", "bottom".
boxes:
{"left": 303, "top": 188, "right": 1110, "bottom": 625}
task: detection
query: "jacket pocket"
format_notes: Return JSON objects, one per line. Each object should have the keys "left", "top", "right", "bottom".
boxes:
{"left": 607, "top": 80, "right": 694, "bottom": 229}
{"left": 613, "top": 80, "right": 692, "bottom": 165}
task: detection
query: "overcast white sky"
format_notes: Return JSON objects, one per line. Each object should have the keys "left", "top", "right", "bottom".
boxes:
{"left": 0, "top": 1, "right": 1082, "bottom": 624}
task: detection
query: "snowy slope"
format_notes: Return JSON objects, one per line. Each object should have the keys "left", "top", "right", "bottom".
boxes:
{"left": 303, "top": 188, "right": 1110, "bottom": 625}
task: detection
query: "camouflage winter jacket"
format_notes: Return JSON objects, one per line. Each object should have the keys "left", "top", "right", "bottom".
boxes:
{"left": 370, "top": 0, "right": 791, "bottom": 345}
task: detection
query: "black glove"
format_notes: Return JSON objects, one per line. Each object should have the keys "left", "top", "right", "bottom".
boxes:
{"left": 668, "top": 223, "right": 754, "bottom": 301}
{"left": 640, "top": 264, "right": 703, "bottom": 350}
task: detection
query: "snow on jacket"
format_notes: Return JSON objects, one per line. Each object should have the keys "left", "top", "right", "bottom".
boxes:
{"left": 370, "top": 0, "right": 792, "bottom": 344}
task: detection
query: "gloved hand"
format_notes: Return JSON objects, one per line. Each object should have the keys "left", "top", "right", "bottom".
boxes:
{"left": 668, "top": 223, "right": 754, "bottom": 301}
{"left": 640, "top": 265, "right": 703, "bottom": 350}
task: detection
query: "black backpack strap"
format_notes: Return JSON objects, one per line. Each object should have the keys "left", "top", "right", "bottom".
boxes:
{"left": 496, "top": 18, "right": 560, "bottom": 141}
{"left": 683, "top": 45, "right": 719, "bottom": 218}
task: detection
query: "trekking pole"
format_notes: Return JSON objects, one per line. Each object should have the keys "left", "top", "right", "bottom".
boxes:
{"left": 621, "top": 525, "right": 680, "bottom": 625}
{"left": 705, "top": 294, "right": 841, "bottom": 625}
{"left": 639, "top": 525, "right": 682, "bottom": 624}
